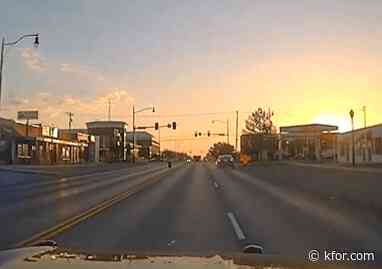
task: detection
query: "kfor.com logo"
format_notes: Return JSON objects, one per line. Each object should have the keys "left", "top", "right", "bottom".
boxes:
{"left": 308, "top": 249, "right": 375, "bottom": 263}
{"left": 308, "top": 250, "right": 320, "bottom": 262}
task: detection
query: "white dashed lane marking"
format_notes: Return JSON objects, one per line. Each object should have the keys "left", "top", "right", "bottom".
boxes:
{"left": 227, "top": 212, "right": 246, "bottom": 241}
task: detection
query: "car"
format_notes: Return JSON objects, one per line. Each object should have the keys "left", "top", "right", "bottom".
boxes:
{"left": 216, "top": 154, "right": 235, "bottom": 168}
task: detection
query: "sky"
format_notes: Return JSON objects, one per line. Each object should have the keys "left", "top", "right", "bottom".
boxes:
{"left": 1, "top": 0, "right": 381, "bottom": 154}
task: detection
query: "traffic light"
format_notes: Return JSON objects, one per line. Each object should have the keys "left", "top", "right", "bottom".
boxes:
{"left": 207, "top": 130, "right": 210, "bottom": 136}
{"left": 194, "top": 131, "right": 198, "bottom": 137}
{"left": 155, "top": 122, "right": 159, "bottom": 130}
{"left": 199, "top": 132, "right": 202, "bottom": 136}
{"left": 172, "top": 121, "right": 176, "bottom": 130}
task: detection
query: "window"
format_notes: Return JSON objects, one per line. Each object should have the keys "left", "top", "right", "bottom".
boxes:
{"left": 62, "top": 146, "right": 70, "bottom": 160}
{"left": 17, "top": 144, "right": 30, "bottom": 158}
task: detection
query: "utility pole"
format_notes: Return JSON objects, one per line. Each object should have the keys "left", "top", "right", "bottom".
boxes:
{"left": 108, "top": 99, "right": 111, "bottom": 121}
{"left": 235, "top": 110, "right": 239, "bottom": 151}
{"left": 66, "top": 112, "right": 74, "bottom": 130}
{"left": 361, "top": 105, "right": 367, "bottom": 128}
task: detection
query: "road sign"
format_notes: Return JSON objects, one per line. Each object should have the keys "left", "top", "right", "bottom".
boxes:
{"left": 17, "top": 110, "right": 38, "bottom": 120}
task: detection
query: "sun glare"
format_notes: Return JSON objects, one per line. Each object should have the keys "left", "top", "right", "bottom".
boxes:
{"left": 312, "top": 114, "right": 352, "bottom": 132}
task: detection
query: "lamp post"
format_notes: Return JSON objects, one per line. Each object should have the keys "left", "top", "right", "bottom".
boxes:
{"left": 132, "top": 105, "right": 155, "bottom": 163}
{"left": 349, "top": 109, "right": 355, "bottom": 167}
{"left": 212, "top": 119, "right": 229, "bottom": 144}
{"left": 0, "top": 33, "right": 39, "bottom": 106}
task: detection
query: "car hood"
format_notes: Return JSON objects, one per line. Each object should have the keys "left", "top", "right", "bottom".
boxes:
{"left": 0, "top": 246, "right": 376, "bottom": 269}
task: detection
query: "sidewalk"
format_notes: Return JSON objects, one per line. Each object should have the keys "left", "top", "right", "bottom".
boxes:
{"left": 283, "top": 160, "right": 382, "bottom": 174}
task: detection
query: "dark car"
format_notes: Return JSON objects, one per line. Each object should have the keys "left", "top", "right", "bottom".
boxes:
{"left": 216, "top": 154, "right": 235, "bottom": 168}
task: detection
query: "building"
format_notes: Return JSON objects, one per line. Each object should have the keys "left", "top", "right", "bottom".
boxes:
{"left": 0, "top": 117, "right": 95, "bottom": 165}
{"left": 59, "top": 129, "right": 98, "bottom": 162}
{"left": 126, "top": 131, "right": 159, "bottom": 159}
{"left": 240, "top": 133, "right": 279, "bottom": 160}
{"left": 279, "top": 124, "right": 338, "bottom": 160}
{"left": 86, "top": 121, "right": 128, "bottom": 162}
{"left": 337, "top": 123, "right": 382, "bottom": 164}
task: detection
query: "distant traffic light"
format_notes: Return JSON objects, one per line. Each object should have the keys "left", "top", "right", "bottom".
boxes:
{"left": 172, "top": 121, "right": 176, "bottom": 130}
{"left": 194, "top": 131, "right": 198, "bottom": 137}
{"left": 207, "top": 130, "right": 210, "bottom": 136}
{"left": 155, "top": 122, "right": 159, "bottom": 130}
{"left": 198, "top": 132, "right": 202, "bottom": 136}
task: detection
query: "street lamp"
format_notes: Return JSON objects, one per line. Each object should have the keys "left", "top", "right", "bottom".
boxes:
{"left": 0, "top": 33, "right": 40, "bottom": 106}
{"left": 349, "top": 109, "right": 355, "bottom": 167}
{"left": 132, "top": 105, "right": 155, "bottom": 163}
{"left": 212, "top": 119, "right": 229, "bottom": 144}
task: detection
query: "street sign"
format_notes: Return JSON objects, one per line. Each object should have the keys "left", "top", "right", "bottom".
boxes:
{"left": 17, "top": 110, "right": 38, "bottom": 120}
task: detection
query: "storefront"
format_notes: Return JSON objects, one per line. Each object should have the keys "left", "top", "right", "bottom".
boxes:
{"left": 11, "top": 136, "right": 88, "bottom": 165}
{"left": 337, "top": 123, "right": 382, "bottom": 164}
{"left": 0, "top": 117, "right": 94, "bottom": 165}
{"left": 279, "top": 124, "right": 338, "bottom": 160}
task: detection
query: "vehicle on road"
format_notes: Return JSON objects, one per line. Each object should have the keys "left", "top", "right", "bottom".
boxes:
{"left": 216, "top": 154, "right": 235, "bottom": 168}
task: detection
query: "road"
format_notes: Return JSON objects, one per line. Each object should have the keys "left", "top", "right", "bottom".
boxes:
{"left": 1, "top": 161, "right": 382, "bottom": 265}
{"left": 0, "top": 162, "right": 167, "bottom": 249}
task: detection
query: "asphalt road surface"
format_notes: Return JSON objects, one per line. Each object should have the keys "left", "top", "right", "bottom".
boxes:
{"left": 0, "top": 162, "right": 167, "bottom": 249}
{"left": 1, "top": 161, "right": 382, "bottom": 265}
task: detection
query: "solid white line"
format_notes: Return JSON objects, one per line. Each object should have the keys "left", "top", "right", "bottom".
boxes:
{"left": 227, "top": 212, "right": 246, "bottom": 240}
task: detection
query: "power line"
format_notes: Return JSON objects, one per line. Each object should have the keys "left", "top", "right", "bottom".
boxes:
{"left": 126, "top": 111, "right": 237, "bottom": 118}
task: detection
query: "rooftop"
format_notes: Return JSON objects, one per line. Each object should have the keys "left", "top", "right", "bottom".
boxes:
{"left": 340, "top": 122, "right": 382, "bottom": 135}
{"left": 280, "top": 123, "right": 338, "bottom": 133}
{"left": 86, "top": 121, "right": 128, "bottom": 129}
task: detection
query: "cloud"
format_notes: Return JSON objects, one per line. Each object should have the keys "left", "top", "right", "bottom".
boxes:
{"left": 4, "top": 89, "right": 134, "bottom": 127}
{"left": 20, "top": 48, "right": 46, "bottom": 71}
{"left": 60, "top": 63, "right": 105, "bottom": 81}
{"left": 7, "top": 97, "right": 29, "bottom": 106}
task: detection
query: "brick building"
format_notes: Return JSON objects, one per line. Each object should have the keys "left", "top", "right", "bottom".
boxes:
{"left": 0, "top": 117, "right": 95, "bottom": 165}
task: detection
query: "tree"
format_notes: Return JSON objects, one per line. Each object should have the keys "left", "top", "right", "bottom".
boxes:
{"left": 208, "top": 142, "right": 235, "bottom": 159}
{"left": 244, "top": 107, "right": 275, "bottom": 134}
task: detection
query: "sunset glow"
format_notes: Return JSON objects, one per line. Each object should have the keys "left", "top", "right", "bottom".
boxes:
{"left": 1, "top": 1, "right": 381, "bottom": 154}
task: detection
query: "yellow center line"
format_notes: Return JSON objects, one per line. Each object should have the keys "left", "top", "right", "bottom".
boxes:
{"left": 14, "top": 163, "right": 184, "bottom": 248}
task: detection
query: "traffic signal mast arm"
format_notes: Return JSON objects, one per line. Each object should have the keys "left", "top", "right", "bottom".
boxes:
{"left": 194, "top": 131, "right": 226, "bottom": 137}
{"left": 137, "top": 122, "right": 176, "bottom": 130}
